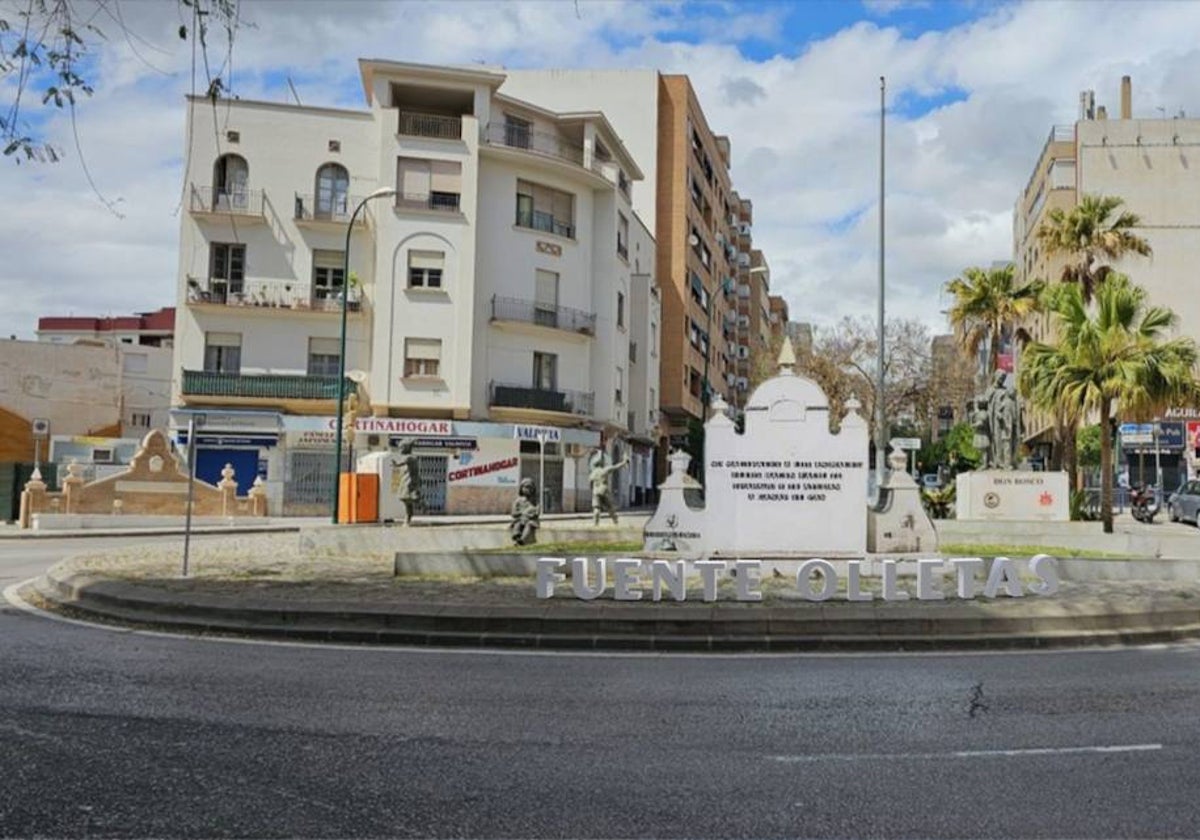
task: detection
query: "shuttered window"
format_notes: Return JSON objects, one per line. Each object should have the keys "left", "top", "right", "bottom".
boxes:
{"left": 404, "top": 338, "right": 441, "bottom": 377}
{"left": 408, "top": 250, "right": 445, "bottom": 288}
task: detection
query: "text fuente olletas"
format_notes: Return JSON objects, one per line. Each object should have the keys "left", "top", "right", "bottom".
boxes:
{"left": 534, "top": 556, "right": 1059, "bottom": 602}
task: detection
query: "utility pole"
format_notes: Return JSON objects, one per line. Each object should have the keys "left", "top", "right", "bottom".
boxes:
{"left": 875, "top": 76, "right": 888, "bottom": 492}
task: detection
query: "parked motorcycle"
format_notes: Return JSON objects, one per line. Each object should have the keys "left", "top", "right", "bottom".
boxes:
{"left": 1130, "top": 484, "right": 1160, "bottom": 523}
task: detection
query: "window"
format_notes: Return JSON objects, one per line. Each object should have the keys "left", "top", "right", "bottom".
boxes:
{"left": 315, "top": 163, "right": 349, "bottom": 219}
{"left": 504, "top": 114, "right": 532, "bottom": 149}
{"left": 212, "top": 153, "right": 248, "bottom": 209}
{"left": 617, "top": 212, "right": 629, "bottom": 260}
{"left": 535, "top": 269, "right": 559, "bottom": 327}
{"left": 615, "top": 367, "right": 624, "bottom": 405}
{"left": 617, "top": 291, "right": 625, "bottom": 329}
{"left": 404, "top": 338, "right": 441, "bottom": 378}
{"left": 397, "top": 157, "right": 462, "bottom": 211}
{"left": 651, "top": 321, "right": 658, "bottom": 356}
{"left": 209, "top": 243, "right": 246, "bottom": 301}
{"left": 533, "top": 352, "right": 557, "bottom": 391}
{"left": 650, "top": 387, "right": 657, "bottom": 415}
{"left": 308, "top": 337, "right": 341, "bottom": 377}
{"left": 130, "top": 412, "right": 151, "bottom": 428}
{"left": 204, "top": 332, "right": 241, "bottom": 373}
{"left": 516, "top": 179, "right": 574, "bottom": 238}
{"left": 312, "top": 250, "right": 345, "bottom": 301}
{"left": 408, "top": 250, "right": 445, "bottom": 289}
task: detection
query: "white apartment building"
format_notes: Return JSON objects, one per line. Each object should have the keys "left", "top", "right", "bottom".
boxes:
{"left": 172, "top": 59, "right": 659, "bottom": 515}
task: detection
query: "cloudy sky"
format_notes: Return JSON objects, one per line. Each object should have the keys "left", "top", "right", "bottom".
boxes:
{"left": 3, "top": 0, "right": 1200, "bottom": 341}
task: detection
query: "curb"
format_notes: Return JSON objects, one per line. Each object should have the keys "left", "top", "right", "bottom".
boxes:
{"left": 29, "top": 568, "right": 1200, "bottom": 652}
{"left": 0, "top": 525, "right": 303, "bottom": 540}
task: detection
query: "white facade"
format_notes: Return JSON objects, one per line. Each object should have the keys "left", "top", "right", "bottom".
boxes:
{"left": 172, "top": 59, "right": 658, "bottom": 515}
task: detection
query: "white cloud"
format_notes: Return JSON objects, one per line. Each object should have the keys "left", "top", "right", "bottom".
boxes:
{"left": 3, "top": 0, "right": 1200, "bottom": 344}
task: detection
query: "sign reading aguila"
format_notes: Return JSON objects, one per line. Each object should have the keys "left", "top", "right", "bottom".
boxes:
{"left": 535, "top": 556, "right": 1059, "bottom": 602}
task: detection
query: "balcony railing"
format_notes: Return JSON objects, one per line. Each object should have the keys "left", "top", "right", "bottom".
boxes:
{"left": 397, "top": 110, "right": 463, "bottom": 140}
{"left": 489, "top": 381, "right": 594, "bottom": 417}
{"left": 395, "top": 191, "right": 462, "bottom": 213}
{"left": 190, "top": 185, "right": 264, "bottom": 216}
{"left": 515, "top": 208, "right": 574, "bottom": 239}
{"left": 182, "top": 370, "right": 352, "bottom": 401}
{"left": 491, "top": 296, "right": 595, "bottom": 335}
{"left": 187, "top": 278, "right": 360, "bottom": 312}
{"left": 483, "top": 122, "right": 584, "bottom": 167}
{"left": 294, "top": 193, "right": 366, "bottom": 224}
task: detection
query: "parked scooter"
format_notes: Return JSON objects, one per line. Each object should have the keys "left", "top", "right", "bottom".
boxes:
{"left": 1130, "top": 484, "right": 1160, "bottom": 523}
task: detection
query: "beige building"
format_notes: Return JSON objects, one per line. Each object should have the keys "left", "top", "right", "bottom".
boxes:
{"left": 929, "top": 334, "right": 979, "bottom": 442}
{"left": 1014, "top": 75, "right": 1200, "bottom": 461}
{"left": 497, "top": 69, "right": 765, "bottom": 463}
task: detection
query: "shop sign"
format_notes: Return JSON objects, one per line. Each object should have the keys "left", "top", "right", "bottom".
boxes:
{"left": 513, "top": 425, "right": 562, "bottom": 443}
{"left": 392, "top": 436, "right": 478, "bottom": 450}
{"left": 448, "top": 457, "right": 519, "bottom": 483}
{"left": 326, "top": 417, "right": 453, "bottom": 435}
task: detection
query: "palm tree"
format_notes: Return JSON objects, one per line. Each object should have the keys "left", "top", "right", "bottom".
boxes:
{"left": 944, "top": 263, "right": 1044, "bottom": 376}
{"left": 1019, "top": 275, "right": 1199, "bottom": 533}
{"left": 1036, "top": 194, "right": 1152, "bottom": 301}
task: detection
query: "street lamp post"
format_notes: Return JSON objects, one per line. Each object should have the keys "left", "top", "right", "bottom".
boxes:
{"left": 536, "top": 429, "right": 550, "bottom": 513}
{"left": 331, "top": 187, "right": 397, "bottom": 524}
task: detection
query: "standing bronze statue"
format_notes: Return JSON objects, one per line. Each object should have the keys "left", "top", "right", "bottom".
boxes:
{"left": 589, "top": 448, "right": 629, "bottom": 526}
{"left": 980, "top": 371, "right": 1021, "bottom": 470}
{"left": 390, "top": 438, "right": 422, "bottom": 525}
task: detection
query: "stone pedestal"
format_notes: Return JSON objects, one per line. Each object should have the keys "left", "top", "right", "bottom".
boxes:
{"left": 642, "top": 451, "right": 706, "bottom": 554}
{"left": 956, "top": 470, "right": 1070, "bottom": 522}
{"left": 868, "top": 449, "right": 939, "bottom": 553}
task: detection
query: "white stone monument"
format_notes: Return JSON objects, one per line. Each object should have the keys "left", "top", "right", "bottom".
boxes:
{"left": 642, "top": 450, "right": 706, "bottom": 554}
{"left": 955, "top": 470, "right": 1070, "bottom": 521}
{"left": 644, "top": 342, "right": 870, "bottom": 557}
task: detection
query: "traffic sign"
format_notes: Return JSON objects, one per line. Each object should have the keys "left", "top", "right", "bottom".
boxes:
{"left": 891, "top": 437, "right": 922, "bottom": 450}
{"left": 1119, "top": 423, "right": 1154, "bottom": 445}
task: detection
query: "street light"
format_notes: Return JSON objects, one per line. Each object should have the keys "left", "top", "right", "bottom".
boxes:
{"left": 331, "top": 186, "right": 397, "bottom": 524}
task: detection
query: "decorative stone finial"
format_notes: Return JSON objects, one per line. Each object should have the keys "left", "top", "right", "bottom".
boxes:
{"left": 710, "top": 393, "right": 729, "bottom": 416}
{"left": 30, "top": 467, "right": 42, "bottom": 482}
{"left": 845, "top": 394, "right": 862, "bottom": 415}
{"left": 888, "top": 447, "right": 908, "bottom": 472}
{"left": 777, "top": 338, "right": 797, "bottom": 373}
{"left": 66, "top": 458, "right": 84, "bottom": 480}
{"left": 668, "top": 449, "right": 692, "bottom": 474}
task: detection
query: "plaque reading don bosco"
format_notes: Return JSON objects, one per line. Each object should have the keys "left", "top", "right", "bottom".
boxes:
{"left": 703, "top": 365, "right": 869, "bottom": 557}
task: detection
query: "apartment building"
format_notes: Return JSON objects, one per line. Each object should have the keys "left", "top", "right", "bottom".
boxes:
{"left": 929, "top": 334, "right": 979, "bottom": 443}
{"left": 498, "top": 70, "right": 765, "bottom": 462}
{"left": 37, "top": 307, "right": 175, "bottom": 347}
{"left": 768, "top": 295, "right": 789, "bottom": 342}
{"left": 173, "top": 59, "right": 658, "bottom": 515}
{"left": 1014, "top": 75, "right": 1200, "bottom": 469}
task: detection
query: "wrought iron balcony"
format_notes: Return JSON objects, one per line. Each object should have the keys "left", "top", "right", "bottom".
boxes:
{"left": 395, "top": 192, "right": 462, "bottom": 213}
{"left": 397, "top": 110, "right": 463, "bottom": 140}
{"left": 483, "top": 122, "right": 584, "bottom": 167}
{"left": 190, "top": 184, "right": 264, "bottom": 216}
{"left": 515, "top": 208, "right": 574, "bottom": 239}
{"left": 489, "top": 381, "right": 594, "bottom": 417}
{"left": 186, "top": 278, "right": 360, "bottom": 312}
{"left": 491, "top": 296, "right": 595, "bottom": 335}
{"left": 294, "top": 193, "right": 367, "bottom": 225}
{"left": 182, "top": 370, "right": 351, "bottom": 401}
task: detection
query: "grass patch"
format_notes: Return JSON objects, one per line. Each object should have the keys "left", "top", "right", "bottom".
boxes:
{"left": 939, "top": 542, "right": 1130, "bottom": 560}
{"left": 479, "top": 540, "right": 645, "bottom": 555}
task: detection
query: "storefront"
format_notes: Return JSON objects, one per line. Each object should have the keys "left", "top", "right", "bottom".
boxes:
{"left": 279, "top": 416, "right": 600, "bottom": 516}
{"left": 170, "top": 409, "right": 282, "bottom": 506}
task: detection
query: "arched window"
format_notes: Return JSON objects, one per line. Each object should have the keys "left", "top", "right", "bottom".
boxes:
{"left": 315, "top": 163, "right": 349, "bottom": 220}
{"left": 212, "top": 154, "right": 248, "bottom": 210}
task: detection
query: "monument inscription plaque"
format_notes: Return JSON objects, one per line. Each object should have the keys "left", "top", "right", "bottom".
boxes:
{"left": 702, "top": 360, "right": 869, "bottom": 556}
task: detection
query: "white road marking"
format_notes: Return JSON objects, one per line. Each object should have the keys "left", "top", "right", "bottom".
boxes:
{"left": 7, "top": 579, "right": 1200, "bottom": 661}
{"left": 771, "top": 743, "right": 1164, "bottom": 763}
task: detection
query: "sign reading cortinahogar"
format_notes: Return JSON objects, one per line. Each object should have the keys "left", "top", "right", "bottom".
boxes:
{"left": 535, "top": 556, "right": 1059, "bottom": 602}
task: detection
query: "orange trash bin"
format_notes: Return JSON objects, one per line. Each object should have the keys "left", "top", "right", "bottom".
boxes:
{"left": 338, "top": 472, "right": 379, "bottom": 524}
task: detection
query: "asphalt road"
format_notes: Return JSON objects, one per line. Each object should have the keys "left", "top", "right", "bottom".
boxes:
{"left": 3, "top": 536, "right": 1200, "bottom": 838}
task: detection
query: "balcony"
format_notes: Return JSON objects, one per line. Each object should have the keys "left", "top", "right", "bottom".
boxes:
{"left": 482, "top": 122, "right": 584, "bottom": 167}
{"left": 491, "top": 296, "right": 595, "bottom": 335}
{"left": 182, "top": 370, "right": 351, "bottom": 401}
{"left": 515, "top": 207, "right": 575, "bottom": 239}
{"left": 294, "top": 193, "right": 368, "bottom": 227}
{"left": 489, "top": 381, "right": 594, "bottom": 417}
{"left": 395, "top": 191, "right": 462, "bottom": 214}
{"left": 617, "top": 241, "right": 629, "bottom": 260}
{"left": 189, "top": 185, "right": 265, "bottom": 220}
{"left": 397, "top": 110, "right": 463, "bottom": 140}
{"left": 186, "top": 278, "right": 361, "bottom": 313}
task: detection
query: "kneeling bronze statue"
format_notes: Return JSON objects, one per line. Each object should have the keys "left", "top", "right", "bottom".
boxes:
{"left": 510, "top": 478, "right": 540, "bottom": 546}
